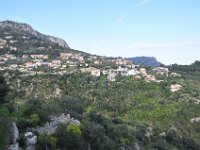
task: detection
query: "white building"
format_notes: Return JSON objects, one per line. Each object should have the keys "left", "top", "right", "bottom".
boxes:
{"left": 170, "top": 84, "right": 182, "bottom": 92}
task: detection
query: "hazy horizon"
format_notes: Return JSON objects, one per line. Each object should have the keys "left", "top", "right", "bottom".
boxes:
{"left": 1, "top": 0, "right": 200, "bottom": 65}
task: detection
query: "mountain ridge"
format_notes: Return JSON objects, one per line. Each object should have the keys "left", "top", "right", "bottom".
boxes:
{"left": 0, "top": 20, "right": 69, "bottom": 48}
{"left": 127, "top": 56, "right": 164, "bottom": 67}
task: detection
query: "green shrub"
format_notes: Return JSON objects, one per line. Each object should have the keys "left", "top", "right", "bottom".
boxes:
{"left": 49, "top": 136, "right": 57, "bottom": 150}
{"left": 30, "top": 113, "right": 40, "bottom": 125}
{"left": 65, "top": 124, "right": 81, "bottom": 137}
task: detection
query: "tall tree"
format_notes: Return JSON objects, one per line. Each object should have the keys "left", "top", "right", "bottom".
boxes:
{"left": 0, "top": 75, "right": 9, "bottom": 104}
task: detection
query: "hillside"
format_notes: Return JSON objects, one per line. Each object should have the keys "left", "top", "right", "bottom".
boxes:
{"left": 0, "top": 20, "right": 69, "bottom": 48}
{"left": 127, "top": 56, "right": 163, "bottom": 67}
{"left": 0, "top": 21, "right": 200, "bottom": 150}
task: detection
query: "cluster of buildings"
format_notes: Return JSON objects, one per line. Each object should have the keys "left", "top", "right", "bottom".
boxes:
{"left": 0, "top": 50, "right": 183, "bottom": 92}
{"left": 80, "top": 67, "right": 101, "bottom": 77}
{"left": 102, "top": 66, "right": 140, "bottom": 81}
{"left": 153, "top": 67, "right": 169, "bottom": 76}
{"left": 0, "top": 51, "right": 144, "bottom": 81}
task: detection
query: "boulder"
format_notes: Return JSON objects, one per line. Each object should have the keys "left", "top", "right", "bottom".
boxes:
{"left": 9, "top": 122, "right": 19, "bottom": 144}
{"left": 24, "top": 132, "right": 37, "bottom": 146}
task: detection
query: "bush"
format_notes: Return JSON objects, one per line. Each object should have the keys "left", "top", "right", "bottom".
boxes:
{"left": 49, "top": 136, "right": 58, "bottom": 150}
{"left": 30, "top": 113, "right": 40, "bottom": 125}
{"left": 65, "top": 124, "right": 81, "bottom": 137}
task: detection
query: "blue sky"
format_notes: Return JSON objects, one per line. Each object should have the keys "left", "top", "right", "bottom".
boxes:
{"left": 1, "top": 0, "right": 200, "bottom": 65}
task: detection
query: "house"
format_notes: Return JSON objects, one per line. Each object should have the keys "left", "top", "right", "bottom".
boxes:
{"left": 42, "top": 62, "right": 50, "bottom": 67}
{"left": 0, "top": 56, "right": 8, "bottom": 61}
{"left": 170, "top": 84, "right": 182, "bottom": 92}
{"left": 33, "top": 59, "right": 43, "bottom": 63}
{"left": 91, "top": 68, "right": 101, "bottom": 77}
{"left": 22, "top": 55, "right": 29, "bottom": 59}
{"left": 30, "top": 55, "right": 48, "bottom": 59}
{"left": 102, "top": 70, "right": 109, "bottom": 75}
{"left": 60, "top": 52, "right": 73, "bottom": 59}
{"left": 5, "top": 54, "right": 17, "bottom": 60}
{"left": 140, "top": 68, "right": 147, "bottom": 76}
{"left": 50, "top": 60, "right": 61, "bottom": 68}
{"left": 170, "top": 72, "right": 181, "bottom": 77}
{"left": 60, "top": 52, "right": 84, "bottom": 61}
{"left": 103, "top": 66, "right": 140, "bottom": 78}
{"left": 133, "top": 75, "right": 141, "bottom": 80}
{"left": 0, "top": 39, "right": 7, "bottom": 49}
{"left": 9, "top": 40, "right": 17, "bottom": 44}
{"left": 5, "top": 36, "right": 13, "bottom": 39}
{"left": 114, "top": 58, "right": 130, "bottom": 65}
{"left": 94, "top": 60, "right": 102, "bottom": 64}
{"left": 10, "top": 46, "right": 17, "bottom": 51}
{"left": 127, "top": 69, "right": 140, "bottom": 76}
{"left": 0, "top": 39, "right": 7, "bottom": 44}
{"left": 145, "top": 75, "right": 156, "bottom": 82}
{"left": 22, "top": 36, "right": 29, "bottom": 39}
{"left": 0, "top": 45, "right": 5, "bottom": 49}
{"left": 153, "top": 67, "right": 169, "bottom": 76}
{"left": 9, "top": 64, "right": 18, "bottom": 70}
{"left": 37, "top": 47, "right": 45, "bottom": 50}
{"left": 81, "top": 67, "right": 101, "bottom": 77}
{"left": 26, "top": 62, "right": 37, "bottom": 68}
{"left": 107, "top": 73, "right": 116, "bottom": 81}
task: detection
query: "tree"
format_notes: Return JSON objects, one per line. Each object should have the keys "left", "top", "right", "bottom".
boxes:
{"left": 0, "top": 75, "right": 9, "bottom": 104}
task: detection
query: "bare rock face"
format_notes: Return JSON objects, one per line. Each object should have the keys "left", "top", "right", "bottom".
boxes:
{"left": 9, "top": 122, "right": 19, "bottom": 144}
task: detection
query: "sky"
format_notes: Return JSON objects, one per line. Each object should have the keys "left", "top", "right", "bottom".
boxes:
{"left": 1, "top": 0, "right": 200, "bottom": 65}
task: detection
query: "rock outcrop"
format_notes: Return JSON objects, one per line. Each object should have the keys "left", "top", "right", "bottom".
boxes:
{"left": 37, "top": 113, "right": 80, "bottom": 135}
{"left": 8, "top": 122, "right": 19, "bottom": 150}
{"left": 9, "top": 122, "right": 19, "bottom": 144}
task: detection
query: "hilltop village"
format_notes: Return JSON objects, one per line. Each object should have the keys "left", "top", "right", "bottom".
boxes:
{"left": 0, "top": 47, "right": 182, "bottom": 91}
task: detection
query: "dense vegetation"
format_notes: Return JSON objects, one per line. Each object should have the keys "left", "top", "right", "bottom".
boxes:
{"left": 0, "top": 61, "right": 200, "bottom": 149}
{"left": 0, "top": 75, "right": 10, "bottom": 150}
